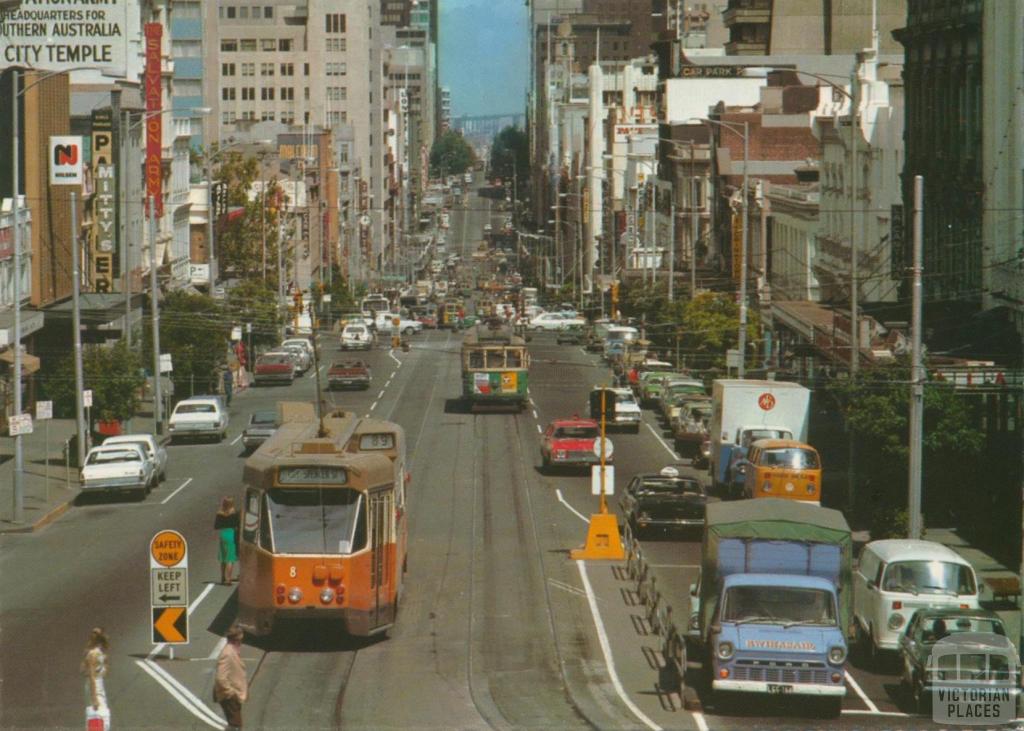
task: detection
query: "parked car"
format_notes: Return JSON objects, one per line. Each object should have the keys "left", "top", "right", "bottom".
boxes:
{"left": 540, "top": 417, "right": 606, "bottom": 471}
{"left": 103, "top": 433, "right": 167, "bottom": 483}
{"left": 168, "top": 396, "right": 229, "bottom": 443}
{"left": 80, "top": 443, "right": 156, "bottom": 497}
{"left": 242, "top": 410, "right": 279, "bottom": 452}
{"left": 281, "top": 337, "right": 314, "bottom": 360}
{"left": 340, "top": 323, "right": 373, "bottom": 351}
{"left": 529, "top": 312, "right": 586, "bottom": 331}
{"left": 620, "top": 466, "right": 714, "bottom": 539}
{"left": 589, "top": 386, "right": 642, "bottom": 433}
{"left": 898, "top": 607, "right": 1017, "bottom": 714}
{"left": 253, "top": 352, "right": 296, "bottom": 385}
{"left": 327, "top": 360, "right": 372, "bottom": 390}
{"left": 555, "top": 325, "right": 585, "bottom": 345}
{"left": 854, "top": 539, "right": 981, "bottom": 663}
{"left": 280, "top": 344, "right": 311, "bottom": 374}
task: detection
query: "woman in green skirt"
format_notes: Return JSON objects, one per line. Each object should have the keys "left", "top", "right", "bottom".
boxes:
{"left": 214, "top": 496, "right": 240, "bottom": 585}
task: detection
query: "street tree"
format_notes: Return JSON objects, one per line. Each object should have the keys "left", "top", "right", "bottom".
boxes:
{"left": 146, "top": 290, "right": 228, "bottom": 400}
{"left": 489, "top": 126, "right": 529, "bottom": 194}
{"left": 429, "top": 130, "right": 476, "bottom": 177}
{"left": 223, "top": 278, "right": 279, "bottom": 349}
{"left": 42, "top": 340, "right": 145, "bottom": 422}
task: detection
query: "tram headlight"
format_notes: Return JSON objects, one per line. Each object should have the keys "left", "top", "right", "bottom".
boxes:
{"left": 287, "top": 587, "right": 303, "bottom": 604}
{"left": 319, "top": 588, "right": 335, "bottom": 604}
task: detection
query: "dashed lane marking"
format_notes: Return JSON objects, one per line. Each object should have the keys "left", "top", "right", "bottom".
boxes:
{"left": 532, "top": 409, "right": 538, "bottom": 419}
{"left": 645, "top": 420, "right": 680, "bottom": 460}
{"left": 535, "top": 424, "right": 542, "bottom": 434}
{"left": 370, "top": 400, "right": 379, "bottom": 412}
{"left": 160, "top": 478, "right": 193, "bottom": 505}
{"left": 229, "top": 433, "right": 243, "bottom": 446}
{"left": 388, "top": 349, "right": 402, "bottom": 366}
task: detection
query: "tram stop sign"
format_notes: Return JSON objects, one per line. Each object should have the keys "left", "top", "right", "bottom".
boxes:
{"left": 149, "top": 530, "right": 189, "bottom": 644}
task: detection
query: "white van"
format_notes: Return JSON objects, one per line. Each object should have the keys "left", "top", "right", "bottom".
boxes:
{"left": 854, "top": 539, "right": 980, "bottom": 659}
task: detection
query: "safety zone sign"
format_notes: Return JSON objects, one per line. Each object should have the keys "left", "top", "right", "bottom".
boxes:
{"left": 149, "top": 530, "right": 189, "bottom": 644}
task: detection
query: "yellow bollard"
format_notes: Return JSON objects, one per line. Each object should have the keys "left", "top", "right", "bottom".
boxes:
{"left": 570, "top": 387, "right": 624, "bottom": 560}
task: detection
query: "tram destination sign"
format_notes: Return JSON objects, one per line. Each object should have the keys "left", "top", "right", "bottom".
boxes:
{"left": 0, "top": 1, "right": 133, "bottom": 75}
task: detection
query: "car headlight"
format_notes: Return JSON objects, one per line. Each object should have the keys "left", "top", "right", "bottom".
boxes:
{"left": 828, "top": 646, "right": 847, "bottom": 665}
{"left": 717, "top": 641, "right": 735, "bottom": 660}
{"left": 888, "top": 613, "right": 905, "bottom": 631}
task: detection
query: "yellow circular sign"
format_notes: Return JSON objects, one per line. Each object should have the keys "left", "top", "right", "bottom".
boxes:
{"left": 151, "top": 530, "right": 187, "bottom": 567}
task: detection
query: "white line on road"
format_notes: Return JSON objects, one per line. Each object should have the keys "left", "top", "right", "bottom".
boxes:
{"left": 370, "top": 400, "right": 378, "bottom": 412}
{"left": 535, "top": 424, "right": 542, "bottom": 434}
{"left": 532, "top": 409, "right": 538, "bottom": 419}
{"left": 229, "top": 433, "right": 243, "bottom": 446}
{"left": 547, "top": 577, "right": 590, "bottom": 598}
{"left": 137, "top": 659, "right": 227, "bottom": 729}
{"left": 842, "top": 710, "right": 911, "bottom": 717}
{"left": 160, "top": 477, "right": 193, "bottom": 505}
{"left": 555, "top": 489, "right": 588, "bottom": 523}
{"left": 648, "top": 564, "right": 701, "bottom": 569}
{"left": 388, "top": 349, "right": 402, "bottom": 366}
{"left": 845, "top": 671, "right": 880, "bottom": 713}
{"left": 645, "top": 421, "right": 680, "bottom": 460}
{"left": 207, "top": 636, "right": 227, "bottom": 660}
{"left": 577, "top": 561, "right": 662, "bottom": 731}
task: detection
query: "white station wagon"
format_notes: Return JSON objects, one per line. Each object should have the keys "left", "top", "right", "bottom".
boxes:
{"left": 168, "top": 397, "right": 229, "bottom": 443}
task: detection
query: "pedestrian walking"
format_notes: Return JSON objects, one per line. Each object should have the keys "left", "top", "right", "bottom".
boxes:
{"left": 82, "top": 627, "right": 110, "bottom": 730}
{"left": 214, "top": 625, "right": 248, "bottom": 729}
{"left": 223, "top": 367, "right": 234, "bottom": 407}
{"left": 214, "top": 497, "right": 240, "bottom": 585}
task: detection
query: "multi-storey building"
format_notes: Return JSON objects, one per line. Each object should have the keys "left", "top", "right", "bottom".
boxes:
{"left": 170, "top": 0, "right": 205, "bottom": 148}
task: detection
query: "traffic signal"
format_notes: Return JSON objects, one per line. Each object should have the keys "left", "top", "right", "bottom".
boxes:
{"left": 611, "top": 282, "right": 619, "bottom": 309}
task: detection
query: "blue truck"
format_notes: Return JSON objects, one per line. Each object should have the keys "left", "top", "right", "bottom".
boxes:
{"left": 687, "top": 499, "right": 852, "bottom": 716}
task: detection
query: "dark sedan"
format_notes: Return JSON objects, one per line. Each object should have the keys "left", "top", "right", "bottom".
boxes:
{"left": 620, "top": 466, "right": 715, "bottom": 540}
{"left": 242, "top": 410, "right": 279, "bottom": 452}
{"left": 898, "top": 607, "right": 1019, "bottom": 714}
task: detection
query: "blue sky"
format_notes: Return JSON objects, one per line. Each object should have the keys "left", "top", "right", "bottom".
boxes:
{"left": 440, "top": 0, "right": 528, "bottom": 118}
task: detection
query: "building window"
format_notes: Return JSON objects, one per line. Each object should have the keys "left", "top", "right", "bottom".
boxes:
{"left": 280, "top": 63, "right": 294, "bottom": 76}
{"left": 176, "top": 80, "right": 202, "bottom": 95}
{"left": 242, "top": 110, "right": 255, "bottom": 121}
{"left": 304, "top": 62, "right": 310, "bottom": 76}
{"left": 326, "top": 62, "right": 346, "bottom": 76}
{"left": 261, "top": 87, "right": 275, "bottom": 100}
{"left": 281, "top": 87, "right": 295, "bottom": 101}
{"left": 261, "top": 111, "right": 276, "bottom": 121}
{"left": 221, "top": 111, "right": 235, "bottom": 124}
{"left": 172, "top": 40, "right": 202, "bottom": 58}
{"left": 222, "top": 88, "right": 236, "bottom": 102}
{"left": 325, "top": 13, "right": 346, "bottom": 33}
{"left": 261, "top": 63, "right": 274, "bottom": 76}
{"left": 327, "top": 87, "right": 347, "bottom": 101}
{"left": 221, "top": 39, "right": 238, "bottom": 52}
{"left": 264, "top": 6, "right": 274, "bottom": 19}
{"left": 226, "top": 6, "right": 236, "bottom": 19}
{"left": 241, "top": 62, "right": 255, "bottom": 76}
{"left": 239, "top": 6, "right": 248, "bottom": 18}
{"left": 326, "top": 38, "right": 346, "bottom": 52}
{"left": 240, "top": 39, "right": 257, "bottom": 52}
{"left": 281, "top": 111, "right": 295, "bottom": 124}
{"left": 241, "top": 87, "right": 255, "bottom": 101}
{"left": 279, "top": 38, "right": 292, "bottom": 51}
{"left": 304, "top": 87, "right": 310, "bottom": 100}
{"left": 261, "top": 39, "right": 277, "bottom": 52}
{"left": 221, "top": 63, "right": 236, "bottom": 76}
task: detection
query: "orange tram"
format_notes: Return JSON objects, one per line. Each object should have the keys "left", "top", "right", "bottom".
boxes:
{"left": 237, "top": 403, "right": 408, "bottom": 637}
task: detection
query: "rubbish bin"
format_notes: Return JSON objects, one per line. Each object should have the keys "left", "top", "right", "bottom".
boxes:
{"left": 66, "top": 433, "right": 82, "bottom": 468}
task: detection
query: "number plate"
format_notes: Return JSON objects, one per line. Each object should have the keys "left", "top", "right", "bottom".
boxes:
{"left": 767, "top": 684, "right": 794, "bottom": 695}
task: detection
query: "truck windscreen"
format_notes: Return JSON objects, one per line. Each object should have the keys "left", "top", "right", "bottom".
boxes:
{"left": 723, "top": 585, "right": 837, "bottom": 625}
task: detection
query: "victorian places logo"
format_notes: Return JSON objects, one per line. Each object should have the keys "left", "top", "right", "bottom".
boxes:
{"left": 929, "top": 633, "right": 1019, "bottom": 726}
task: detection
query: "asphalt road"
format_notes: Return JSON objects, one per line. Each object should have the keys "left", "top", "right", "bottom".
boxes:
{"left": 0, "top": 188, "right": 962, "bottom": 730}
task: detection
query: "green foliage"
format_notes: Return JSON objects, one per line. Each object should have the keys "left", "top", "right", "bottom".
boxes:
{"left": 489, "top": 126, "right": 529, "bottom": 193}
{"left": 146, "top": 290, "right": 227, "bottom": 400}
{"left": 42, "top": 340, "right": 145, "bottom": 422}
{"left": 223, "top": 278, "right": 280, "bottom": 348}
{"left": 429, "top": 130, "right": 476, "bottom": 177}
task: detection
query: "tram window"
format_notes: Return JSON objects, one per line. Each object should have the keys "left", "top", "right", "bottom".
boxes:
{"left": 242, "top": 489, "right": 260, "bottom": 544}
{"left": 486, "top": 350, "right": 504, "bottom": 368}
{"left": 259, "top": 493, "right": 274, "bottom": 551}
{"left": 469, "top": 351, "right": 484, "bottom": 368}
{"left": 506, "top": 349, "right": 522, "bottom": 367}
{"left": 268, "top": 488, "right": 365, "bottom": 554}
{"left": 353, "top": 497, "right": 368, "bottom": 552}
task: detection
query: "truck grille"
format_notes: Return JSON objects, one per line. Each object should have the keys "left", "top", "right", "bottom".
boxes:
{"left": 732, "top": 660, "right": 829, "bottom": 684}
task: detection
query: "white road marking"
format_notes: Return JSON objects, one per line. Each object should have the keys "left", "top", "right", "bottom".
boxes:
{"left": 535, "top": 424, "right": 542, "bottom": 434}
{"left": 845, "top": 671, "right": 880, "bottom": 713}
{"left": 160, "top": 477, "right": 193, "bottom": 505}
{"left": 370, "top": 400, "right": 378, "bottom": 412}
{"left": 547, "top": 577, "right": 590, "bottom": 598}
{"left": 841, "top": 710, "right": 911, "bottom": 717}
{"left": 136, "top": 659, "right": 227, "bottom": 729}
{"left": 229, "top": 433, "right": 243, "bottom": 446}
{"left": 207, "top": 636, "right": 227, "bottom": 660}
{"left": 532, "top": 409, "right": 538, "bottom": 419}
{"left": 555, "top": 489, "right": 589, "bottom": 523}
{"left": 577, "top": 561, "right": 662, "bottom": 731}
{"left": 648, "top": 564, "right": 701, "bottom": 569}
{"left": 388, "top": 349, "right": 402, "bottom": 365}
{"left": 645, "top": 421, "right": 680, "bottom": 460}
{"left": 694, "top": 711, "right": 710, "bottom": 731}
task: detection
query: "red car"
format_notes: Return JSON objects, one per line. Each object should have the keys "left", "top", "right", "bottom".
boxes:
{"left": 540, "top": 417, "right": 610, "bottom": 471}
{"left": 417, "top": 314, "right": 438, "bottom": 329}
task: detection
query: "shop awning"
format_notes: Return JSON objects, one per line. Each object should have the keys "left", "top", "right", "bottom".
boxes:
{"left": 0, "top": 348, "right": 40, "bottom": 374}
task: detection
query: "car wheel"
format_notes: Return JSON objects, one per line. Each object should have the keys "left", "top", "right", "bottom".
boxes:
{"left": 160, "top": 469, "right": 167, "bottom": 483}
{"left": 631, "top": 424, "right": 640, "bottom": 434}
{"left": 403, "top": 326, "right": 415, "bottom": 335}
{"left": 913, "top": 675, "right": 931, "bottom": 715}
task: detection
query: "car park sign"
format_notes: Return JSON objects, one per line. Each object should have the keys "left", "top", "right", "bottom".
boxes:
{"left": 149, "top": 530, "right": 189, "bottom": 644}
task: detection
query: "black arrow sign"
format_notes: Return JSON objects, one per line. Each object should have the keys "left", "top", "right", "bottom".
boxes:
{"left": 159, "top": 594, "right": 181, "bottom": 602}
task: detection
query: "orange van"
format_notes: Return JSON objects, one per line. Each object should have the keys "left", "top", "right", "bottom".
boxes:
{"left": 742, "top": 439, "right": 822, "bottom": 503}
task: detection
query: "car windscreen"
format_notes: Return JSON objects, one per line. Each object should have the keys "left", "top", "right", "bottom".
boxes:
{"left": 267, "top": 487, "right": 367, "bottom": 554}
{"left": 175, "top": 403, "right": 216, "bottom": 414}
{"left": 250, "top": 411, "right": 278, "bottom": 425}
{"left": 920, "top": 616, "right": 1005, "bottom": 642}
{"left": 87, "top": 449, "right": 141, "bottom": 465}
{"left": 554, "top": 426, "right": 599, "bottom": 439}
{"left": 882, "top": 560, "right": 977, "bottom": 596}
{"left": 722, "top": 585, "right": 837, "bottom": 625}
{"left": 615, "top": 393, "right": 636, "bottom": 404}
{"left": 637, "top": 478, "right": 701, "bottom": 495}
{"left": 760, "top": 448, "right": 820, "bottom": 469}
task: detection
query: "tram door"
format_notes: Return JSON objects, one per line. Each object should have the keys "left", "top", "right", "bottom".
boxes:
{"left": 369, "top": 490, "right": 394, "bottom": 628}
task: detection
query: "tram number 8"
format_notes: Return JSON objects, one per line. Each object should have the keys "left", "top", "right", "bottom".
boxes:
{"left": 289, "top": 566, "right": 297, "bottom": 578}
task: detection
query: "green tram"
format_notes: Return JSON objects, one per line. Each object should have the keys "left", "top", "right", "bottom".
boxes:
{"left": 461, "top": 321, "right": 530, "bottom": 412}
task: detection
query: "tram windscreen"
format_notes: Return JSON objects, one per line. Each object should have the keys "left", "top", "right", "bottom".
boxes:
{"left": 268, "top": 488, "right": 366, "bottom": 554}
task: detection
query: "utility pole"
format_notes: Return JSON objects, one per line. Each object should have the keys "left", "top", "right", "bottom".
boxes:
{"left": 668, "top": 201, "right": 675, "bottom": 301}
{"left": 11, "top": 70, "right": 23, "bottom": 521}
{"left": 849, "top": 64, "right": 860, "bottom": 375}
{"left": 691, "top": 175, "right": 699, "bottom": 299}
{"left": 908, "top": 175, "right": 924, "bottom": 539}
{"left": 150, "top": 196, "right": 163, "bottom": 435}
{"left": 206, "top": 159, "right": 216, "bottom": 288}
{"left": 71, "top": 191, "right": 87, "bottom": 466}
{"left": 737, "top": 121, "right": 749, "bottom": 379}
{"left": 121, "top": 109, "right": 132, "bottom": 348}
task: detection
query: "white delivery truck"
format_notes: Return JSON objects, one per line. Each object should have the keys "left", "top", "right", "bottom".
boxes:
{"left": 708, "top": 380, "right": 811, "bottom": 498}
